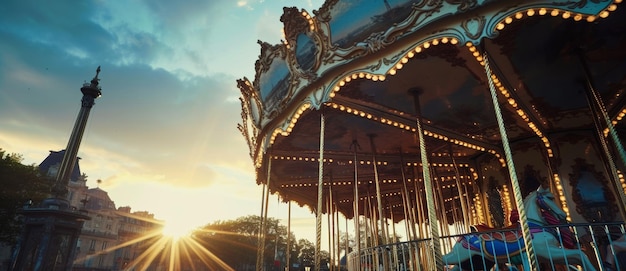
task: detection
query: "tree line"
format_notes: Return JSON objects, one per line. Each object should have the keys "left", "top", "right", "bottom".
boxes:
{"left": 192, "top": 215, "right": 332, "bottom": 270}
{"left": 0, "top": 149, "right": 53, "bottom": 245}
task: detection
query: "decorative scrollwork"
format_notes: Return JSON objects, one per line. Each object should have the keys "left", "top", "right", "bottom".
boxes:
{"left": 281, "top": 7, "right": 310, "bottom": 45}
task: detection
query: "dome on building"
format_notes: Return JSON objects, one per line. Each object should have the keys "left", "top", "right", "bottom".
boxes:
{"left": 84, "top": 187, "right": 116, "bottom": 211}
{"left": 38, "top": 150, "right": 82, "bottom": 183}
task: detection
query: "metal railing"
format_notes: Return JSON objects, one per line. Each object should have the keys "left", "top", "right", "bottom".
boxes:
{"left": 347, "top": 222, "right": 626, "bottom": 271}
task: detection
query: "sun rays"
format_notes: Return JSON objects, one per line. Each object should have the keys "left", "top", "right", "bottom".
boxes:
{"left": 72, "top": 223, "right": 251, "bottom": 270}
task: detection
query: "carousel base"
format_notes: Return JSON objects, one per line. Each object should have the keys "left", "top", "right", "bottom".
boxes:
{"left": 347, "top": 222, "right": 626, "bottom": 271}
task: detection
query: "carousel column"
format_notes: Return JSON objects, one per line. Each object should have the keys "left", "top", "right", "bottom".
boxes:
{"left": 315, "top": 112, "right": 325, "bottom": 271}
{"left": 350, "top": 139, "right": 362, "bottom": 271}
{"left": 577, "top": 48, "right": 626, "bottom": 221}
{"left": 256, "top": 156, "right": 272, "bottom": 271}
{"left": 483, "top": 54, "right": 538, "bottom": 271}
{"left": 399, "top": 151, "right": 419, "bottom": 248}
{"left": 286, "top": 200, "right": 291, "bottom": 271}
{"left": 327, "top": 183, "right": 334, "bottom": 271}
{"left": 398, "top": 151, "right": 411, "bottom": 240}
{"left": 448, "top": 144, "right": 470, "bottom": 230}
{"left": 11, "top": 67, "right": 102, "bottom": 271}
{"left": 408, "top": 88, "right": 443, "bottom": 270}
{"left": 367, "top": 134, "right": 389, "bottom": 246}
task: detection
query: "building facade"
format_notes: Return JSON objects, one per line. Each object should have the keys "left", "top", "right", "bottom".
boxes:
{"left": 39, "top": 150, "right": 164, "bottom": 271}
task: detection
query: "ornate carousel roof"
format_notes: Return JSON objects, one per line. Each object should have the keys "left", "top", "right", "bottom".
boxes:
{"left": 238, "top": 0, "right": 626, "bottom": 223}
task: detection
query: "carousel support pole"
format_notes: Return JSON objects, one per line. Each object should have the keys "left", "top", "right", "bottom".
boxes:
{"left": 364, "top": 190, "right": 372, "bottom": 249}
{"left": 432, "top": 166, "right": 453, "bottom": 249}
{"left": 577, "top": 48, "right": 626, "bottom": 221}
{"left": 335, "top": 202, "right": 340, "bottom": 271}
{"left": 399, "top": 150, "right": 417, "bottom": 241}
{"left": 350, "top": 139, "right": 362, "bottom": 271}
{"left": 315, "top": 113, "right": 326, "bottom": 271}
{"left": 483, "top": 53, "right": 538, "bottom": 271}
{"left": 367, "top": 134, "right": 389, "bottom": 246}
{"left": 368, "top": 134, "right": 391, "bottom": 270}
{"left": 328, "top": 184, "right": 334, "bottom": 271}
{"left": 257, "top": 156, "right": 273, "bottom": 271}
{"left": 398, "top": 151, "right": 418, "bottom": 271}
{"left": 345, "top": 216, "right": 349, "bottom": 268}
{"left": 413, "top": 169, "right": 426, "bottom": 271}
{"left": 471, "top": 160, "right": 489, "bottom": 225}
{"left": 413, "top": 166, "right": 426, "bottom": 237}
{"left": 409, "top": 88, "right": 443, "bottom": 270}
{"left": 448, "top": 144, "right": 470, "bottom": 231}
{"left": 366, "top": 191, "right": 381, "bottom": 269}
{"left": 287, "top": 200, "right": 291, "bottom": 271}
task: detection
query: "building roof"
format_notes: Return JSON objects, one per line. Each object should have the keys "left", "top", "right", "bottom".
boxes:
{"left": 84, "top": 187, "right": 116, "bottom": 211}
{"left": 38, "top": 150, "right": 82, "bottom": 182}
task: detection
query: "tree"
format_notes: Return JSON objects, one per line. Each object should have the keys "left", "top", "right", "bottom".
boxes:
{"left": 194, "top": 215, "right": 289, "bottom": 270}
{"left": 297, "top": 239, "right": 315, "bottom": 268}
{"left": 194, "top": 215, "right": 330, "bottom": 271}
{"left": 0, "top": 149, "right": 53, "bottom": 245}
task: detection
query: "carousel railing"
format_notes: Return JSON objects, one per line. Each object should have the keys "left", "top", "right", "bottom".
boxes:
{"left": 347, "top": 222, "right": 625, "bottom": 271}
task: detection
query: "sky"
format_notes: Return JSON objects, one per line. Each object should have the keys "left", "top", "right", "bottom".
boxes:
{"left": 0, "top": 0, "right": 327, "bottom": 243}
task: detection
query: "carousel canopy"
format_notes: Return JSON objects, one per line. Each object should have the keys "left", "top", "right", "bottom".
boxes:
{"left": 238, "top": 0, "right": 626, "bottom": 223}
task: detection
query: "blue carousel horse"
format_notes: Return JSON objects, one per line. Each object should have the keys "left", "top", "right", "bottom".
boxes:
{"left": 442, "top": 186, "right": 597, "bottom": 271}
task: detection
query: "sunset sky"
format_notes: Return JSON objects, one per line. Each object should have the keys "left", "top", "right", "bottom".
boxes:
{"left": 0, "top": 0, "right": 325, "bottom": 241}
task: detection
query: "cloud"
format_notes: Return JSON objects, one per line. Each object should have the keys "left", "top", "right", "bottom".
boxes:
{"left": 0, "top": 0, "right": 328, "bottom": 241}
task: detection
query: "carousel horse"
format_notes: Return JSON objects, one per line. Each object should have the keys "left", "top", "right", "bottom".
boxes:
{"left": 442, "top": 186, "right": 598, "bottom": 271}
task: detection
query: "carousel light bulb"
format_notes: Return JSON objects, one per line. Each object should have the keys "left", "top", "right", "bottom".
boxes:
{"left": 562, "top": 12, "right": 571, "bottom": 19}
{"left": 423, "top": 42, "right": 430, "bottom": 48}
{"left": 600, "top": 11, "right": 609, "bottom": 18}
{"left": 551, "top": 9, "right": 559, "bottom": 16}
{"left": 574, "top": 14, "right": 583, "bottom": 21}
{"left": 442, "top": 37, "right": 449, "bottom": 43}
{"left": 539, "top": 8, "right": 547, "bottom": 15}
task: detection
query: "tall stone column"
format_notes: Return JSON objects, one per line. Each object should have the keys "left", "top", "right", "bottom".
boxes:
{"left": 11, "top": 67, "right": 102, "bottom": 271}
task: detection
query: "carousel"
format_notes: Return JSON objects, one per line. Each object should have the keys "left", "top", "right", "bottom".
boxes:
{"left": 237, "top": 0, "right": 626, "bottom": 270}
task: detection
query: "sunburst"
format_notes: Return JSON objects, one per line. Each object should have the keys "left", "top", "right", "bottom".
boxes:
{"left": 74, "top": 219, "right": 239, "bottom": 271}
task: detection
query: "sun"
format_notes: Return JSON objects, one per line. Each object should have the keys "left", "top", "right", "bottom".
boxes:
{"left": 161, "top": 220, "right": 195, "bottom": 241}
